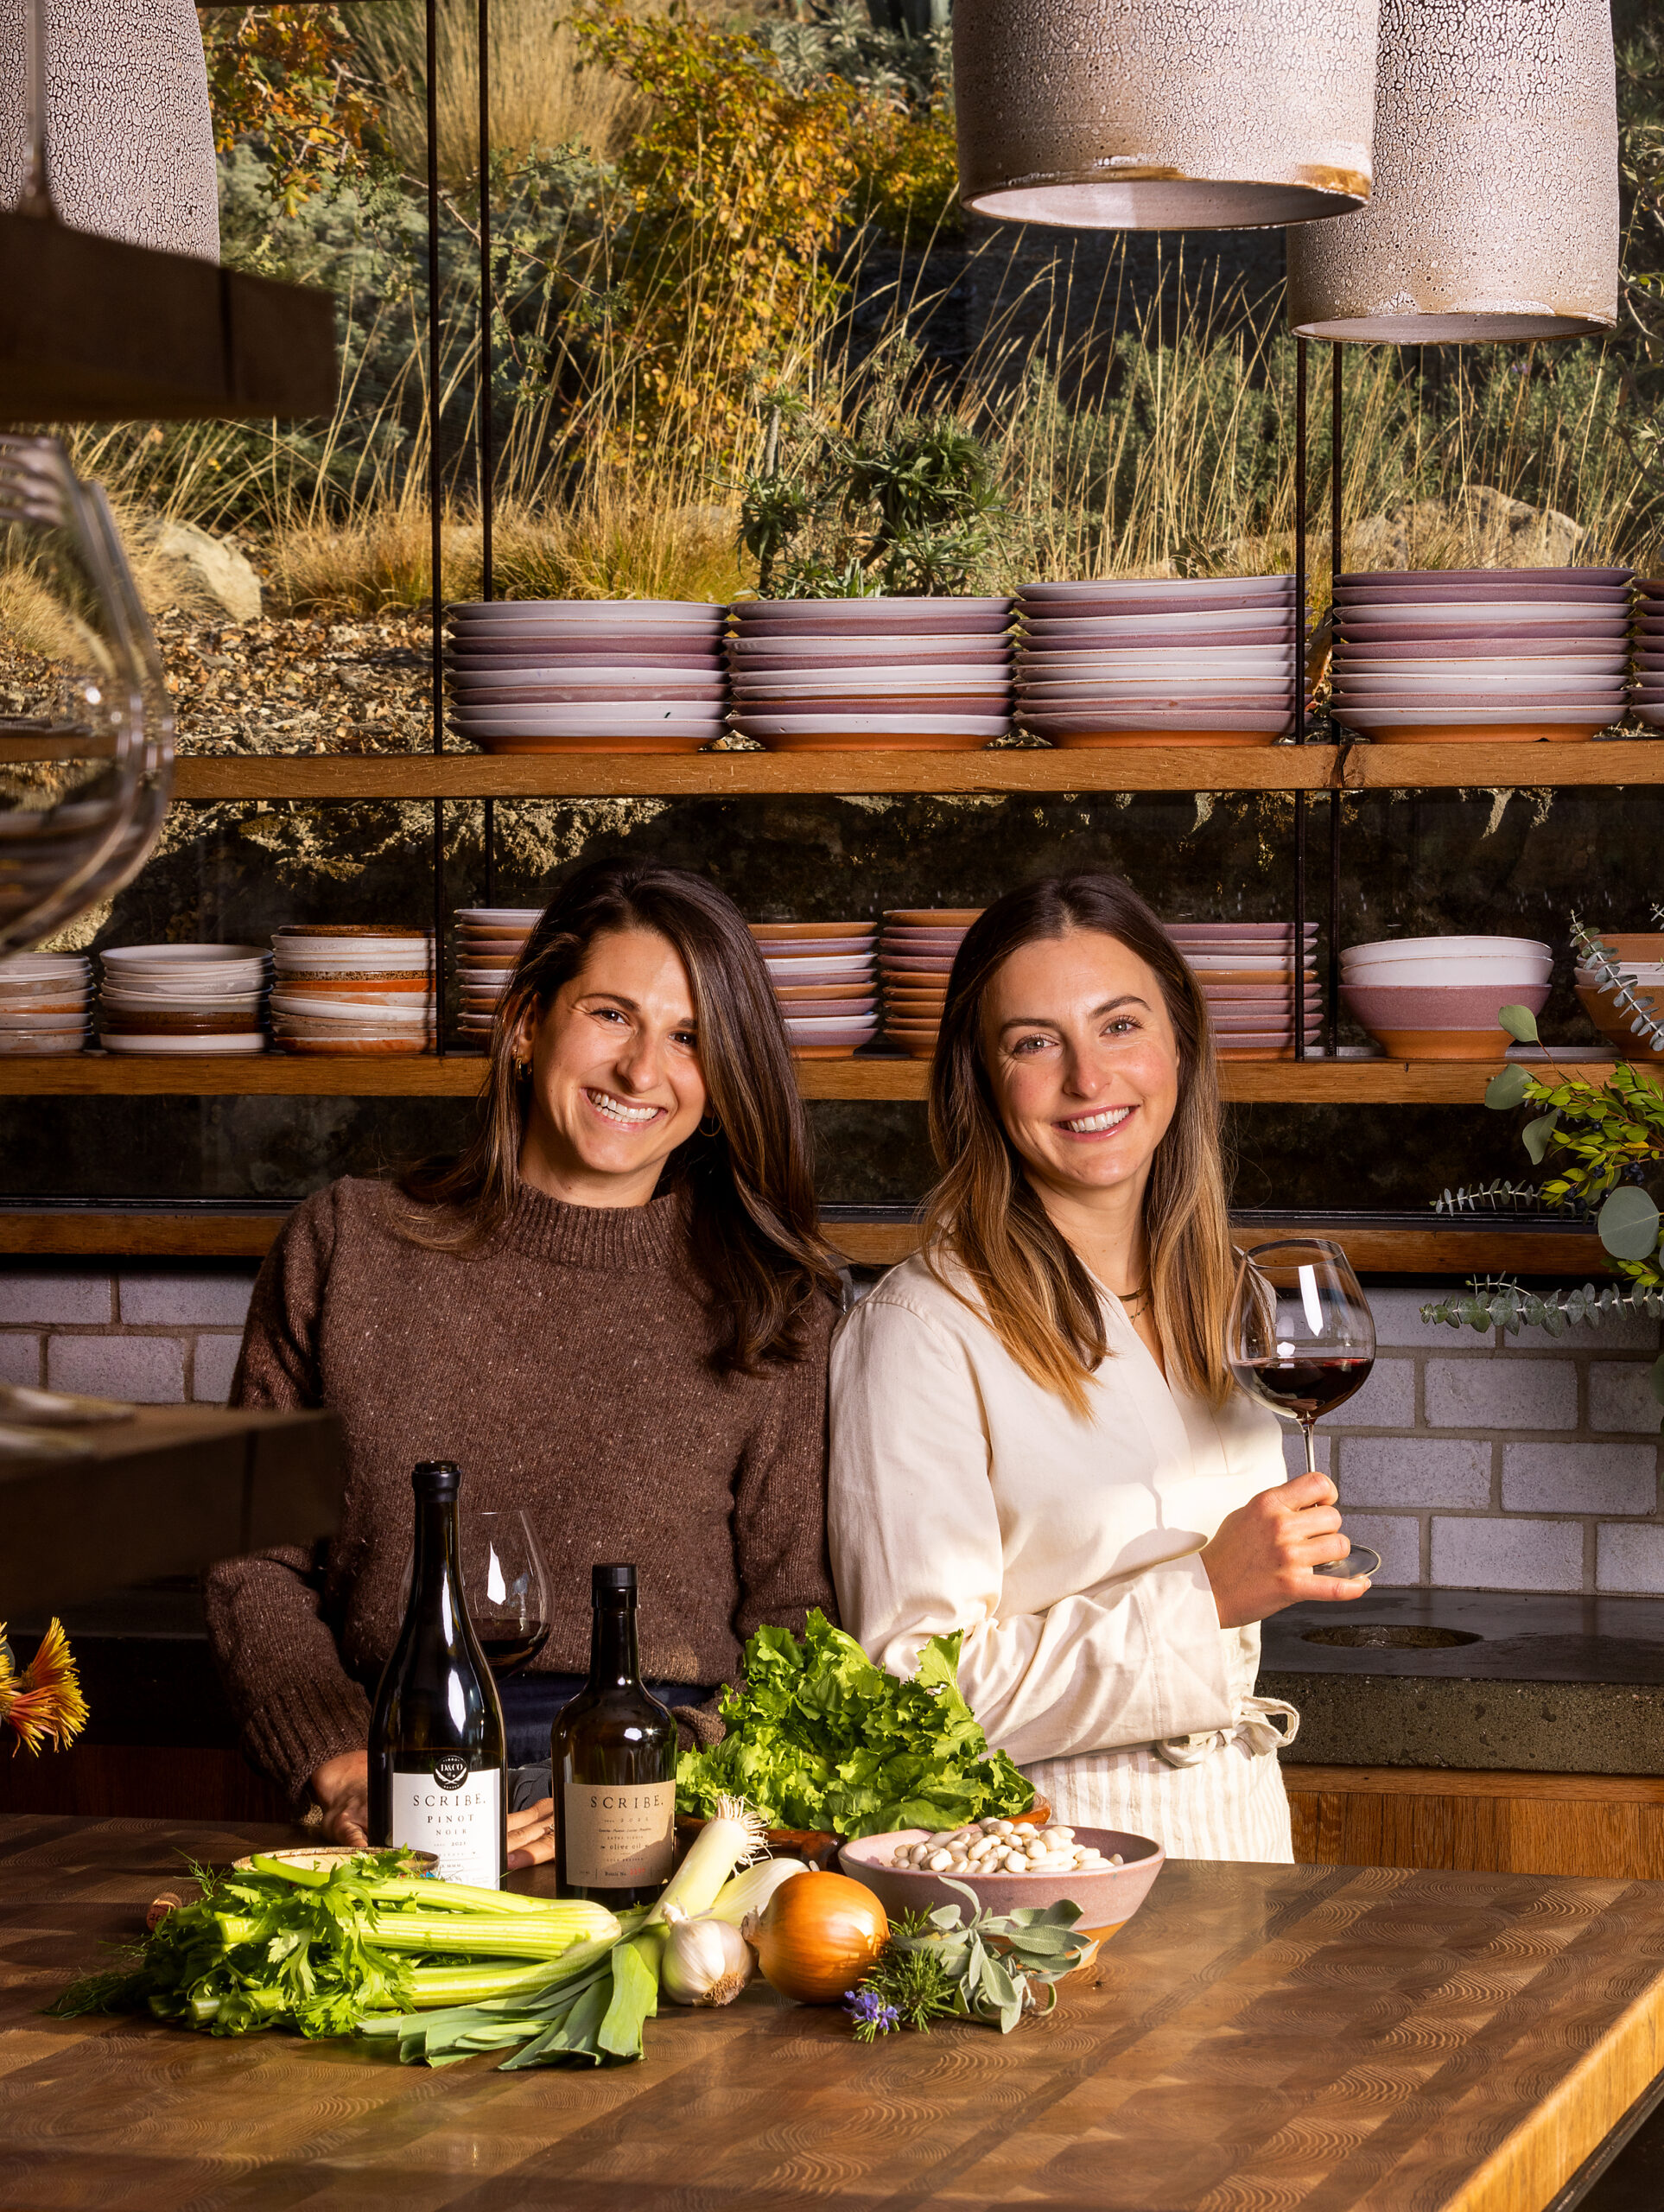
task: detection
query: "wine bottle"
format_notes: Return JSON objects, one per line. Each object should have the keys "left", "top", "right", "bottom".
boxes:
{"left": 369, "top": 1460, "right": 507, "bottom": 1888}
{"left": 551, "top": 1563, "right": 676, "bottom": 1908}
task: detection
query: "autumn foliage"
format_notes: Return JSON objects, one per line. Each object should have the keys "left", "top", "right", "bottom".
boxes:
{"left": 196, "top": 4, "right": 379, "bottom": 213}
{"left": 569, "top": 2, "right": 958, "bottom": 461}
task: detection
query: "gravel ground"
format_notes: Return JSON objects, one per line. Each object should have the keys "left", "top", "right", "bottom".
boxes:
{"left": 157, "top": 609, "right": 436, "bottom": 755}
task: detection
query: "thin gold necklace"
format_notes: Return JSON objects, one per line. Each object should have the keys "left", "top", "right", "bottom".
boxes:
{"left": 1116, "top": 1281, "right": 1152, "bottom": 1313}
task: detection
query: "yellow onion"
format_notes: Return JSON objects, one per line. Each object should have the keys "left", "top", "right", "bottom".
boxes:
{"left": 742, "top": 1870, "right": 888, "bottom": 2005}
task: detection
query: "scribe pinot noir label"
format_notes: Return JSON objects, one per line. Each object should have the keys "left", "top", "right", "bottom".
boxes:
{"left": 391, "top": 1754, "right": 502, "bottom": 1887}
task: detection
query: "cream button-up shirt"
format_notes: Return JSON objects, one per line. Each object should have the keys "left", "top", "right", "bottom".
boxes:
{"left": 828, "top": 1250, "right": 1288, "bottom": 1768}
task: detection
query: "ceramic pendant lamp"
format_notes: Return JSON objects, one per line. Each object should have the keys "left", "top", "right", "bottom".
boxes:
{"left": 1286, "top": 0, "right": 1618, "bottom": 341}
{"left": 0, "top": 0, "right": 219, "bottom": 261}
{"left": 954, "top": 0, "right": 1381, "bottom": 230}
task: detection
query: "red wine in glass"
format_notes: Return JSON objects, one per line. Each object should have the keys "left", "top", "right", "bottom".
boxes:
{"left": 478, "top": 1624, "right": 552, "bottom": 1680}
{"left": 1231, "top": 1356, "right": 1372, "bottom": 1421}
{"left": 461, "top": 1509, "right": 552, "bottom": 1682}
{"left": 1230, "top": 1239, "right": 1381, "bottom": 1581}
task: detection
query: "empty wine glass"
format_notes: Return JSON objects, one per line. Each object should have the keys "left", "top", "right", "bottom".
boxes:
{"left": 460, "top": 1508, "right": 551, "bottom": 1681}
{"left": 1230, "top": 1237, "right": 1381, "bottom": 1580}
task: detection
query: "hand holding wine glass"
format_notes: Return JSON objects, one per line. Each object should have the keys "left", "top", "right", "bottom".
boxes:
{"left": 1229, "top": 1237, "right": 1381, "bottom": 1585}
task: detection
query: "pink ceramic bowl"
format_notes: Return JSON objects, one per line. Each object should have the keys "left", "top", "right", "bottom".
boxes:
{"left": 1343, "top": 980, "right": 1550, "bottom": 1031}
{"left": 840, "top": 1825, "right": 1165, "bottom": 1941}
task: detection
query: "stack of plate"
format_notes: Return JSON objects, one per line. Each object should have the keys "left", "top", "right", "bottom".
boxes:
{"left": 880, "top": 910, "right": 981, "bottom": 1056}
{"left": 455, "top": 907, "right": 540, "bottom": 1045}
{"left": 0, "top": 953, "right": 92, "bottom": 1055}
{"left": 1013, "top": 577, "right": 1300, "bottom": 747}
{"left": 1341, "top": 936, "right": 1552, "bottom": 1059}
{"left": 270, "top": 926, "right": 435, "bottom": 1056}
{"left": 727, "top": 599, "right": 1013, "bottom": 751}
{"left": 98, "top": 945, "right": 270, "bottom": 1054}
{"left": 446, "top": 601, "right": 727, "bottom": 754}
{"left": 1167, "top": 925, "right": 1320, "bottom": 1058}
{"left": 1329, "top": 568, "right": 1634, "bottom": 743}
{"left": 1634, "top": 581, "right": 1664, "bottom": 731}
{"left": 751, "top": 922, "right": 878, "bottom": 1056}
{"left": 1574, "top": 930, "right": 1664, "bottom": 1060}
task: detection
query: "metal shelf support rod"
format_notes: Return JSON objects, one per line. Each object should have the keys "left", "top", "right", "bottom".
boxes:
{"left": 1293, "top": 337, "right": 1307, "bottom": 1063}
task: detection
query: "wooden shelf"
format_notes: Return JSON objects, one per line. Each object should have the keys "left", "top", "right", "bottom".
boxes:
{"left": 0, "top": 1205, "right": 1608, "bottom": 1274}
{"left": 167, "top": 740, "right": 1664, "bottom": 803}
{"left": 0, "top": 1053, "right": 1623, "bottom": 1101}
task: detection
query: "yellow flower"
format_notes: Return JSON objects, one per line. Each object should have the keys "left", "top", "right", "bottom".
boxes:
{"left": 0, "top": 1620, "right": 89, "bottom": 1756}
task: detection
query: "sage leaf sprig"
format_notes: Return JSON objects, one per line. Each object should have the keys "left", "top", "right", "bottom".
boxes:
{"left": 846, "top": 1881, "right": 1094, "bottom": 2040}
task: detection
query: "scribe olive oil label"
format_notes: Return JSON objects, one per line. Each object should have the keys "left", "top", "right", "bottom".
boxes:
{"left": 562, "top": 1780, "right": 675, "bottom": 1887}
{"left": 392, "top": 1758, "right": 501, "bottom": 1887}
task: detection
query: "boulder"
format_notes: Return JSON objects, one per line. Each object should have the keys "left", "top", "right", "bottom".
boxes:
{"left": 149, "top": 521, "right": 263, "bottom": 622}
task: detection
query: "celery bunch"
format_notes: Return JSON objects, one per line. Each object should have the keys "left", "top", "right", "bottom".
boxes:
{"left": 50, "top": 1852, "right": 618, "bottom": 2039}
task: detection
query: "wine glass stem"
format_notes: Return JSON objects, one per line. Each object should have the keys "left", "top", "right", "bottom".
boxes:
{"left": 1302, "top": 1417, "right": 1318, "bottom": 1478}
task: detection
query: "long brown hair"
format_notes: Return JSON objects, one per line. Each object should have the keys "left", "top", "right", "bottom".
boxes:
{"left": 398, "top": 859, "right": 840, "bottom": 1374}
{"left": 923, "top": 874, "right": 1235, "bottom": 1412}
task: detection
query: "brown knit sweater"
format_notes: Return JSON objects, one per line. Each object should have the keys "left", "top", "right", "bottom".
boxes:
{"left": 204, "top": 1176, "right": 836, "bottom": 1797}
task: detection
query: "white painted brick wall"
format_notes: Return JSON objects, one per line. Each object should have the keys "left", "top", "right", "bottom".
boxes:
{"left": 1425, "top": 1357, "right": 1578, "bottom": 1431}
{"left": 0, "top": 1263, "right": 262, "bottom": 1409}
{"left": 0, "top": 1266, "right": 1658, "bottom": 1599}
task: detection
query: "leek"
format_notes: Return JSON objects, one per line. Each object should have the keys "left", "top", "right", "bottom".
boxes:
{"left": 708, "top": 1856, "right": 808, "bottom": 1927}
{"left": 649, "top": 1795, "right": 765, "bottom": 1925}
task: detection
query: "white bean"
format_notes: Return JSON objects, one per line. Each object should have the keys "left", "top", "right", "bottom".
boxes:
{"left": 947, "top": 1852, "right": 969, "bottom": 1871}
{"left": 991, "top": 1820, "right": 1013, "bottom": 1836}
{"left": 1110, "top": 1853, "right": 1124, "bottom": 1867}
{"left": 925, "top": 1849, "right": 950, "bottom": 1871}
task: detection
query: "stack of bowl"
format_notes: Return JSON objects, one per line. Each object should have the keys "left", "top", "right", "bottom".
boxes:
{"left": 727, "top": 599, "right": 1013, "bottom": 751}
{"left": 1635, "top": 581, "right": 1664, "bottom": 732}
{"left": 1341, "top": 936, "right": 1552, "bottom": 1059}
{"left": 0, "top": 952, "right": 92, "bottom": 1054}
{"left": 880, "top": 910, "right": 981, "bottom": 1055}
{"left": 454, "top": 908, "right": 539, "bottom": 1046}
{"left": 1166, "top": 924, "right": 1319, "bottom": 1058}
{"left": 98, "top": 944, "right": 270, "bottom": 1054}
{"left": 751, "top": 922, "right": 878, "bottom": 1056}
{"left": 270, "top": 926, "right": 435, "bottom": 1056}
{"left": 1329, "top": 569, "right": 1634, "bottom": 744}
{"left": 1012, "top": 577, "right": 1300, "bottom": 747}
{"left": 445, "top": 601, "right": 727, "bottom": 754}
{"left": 1574, "top": 930, "right": 1664, "bottom": 1060}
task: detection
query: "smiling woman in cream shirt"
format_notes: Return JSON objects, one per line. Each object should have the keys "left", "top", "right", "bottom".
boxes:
{"left": 829, "top": 874, "right": 1369, "bottom": 1860}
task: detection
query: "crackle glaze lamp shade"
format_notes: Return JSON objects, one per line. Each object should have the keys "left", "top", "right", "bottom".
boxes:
{"left": 1286, "top": 0, "right": 1618, "bottom": 342}
{"left": 953, "top": 0, "right": 1381, "bottom": 230}
{"left": 0, "top": 0, "right": 219, "bottom": 261}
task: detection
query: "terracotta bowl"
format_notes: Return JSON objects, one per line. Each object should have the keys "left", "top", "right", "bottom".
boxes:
{"left": 1343, "top": 981, "right": 1550, "bottom": 1032}
{"left": 840, "top": 1824, "right": 1164, "bottom": 1943}
{"left": 676, "top": 1799, "right": 1051, "bottom": 1878}
{"left": 1576, "top": 986, "right": 1664, "bottom": 1061}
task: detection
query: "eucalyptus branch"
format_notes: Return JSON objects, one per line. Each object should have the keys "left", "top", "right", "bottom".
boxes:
{"left": 1570, "top": 914, "right": 1664, "bottom": 1055}
{"left": 1433, "top": 1181, "right": 1553, "bottom": 1216}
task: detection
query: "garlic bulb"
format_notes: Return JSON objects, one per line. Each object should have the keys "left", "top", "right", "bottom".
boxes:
{"left": 660, "top": 1913, "right": 754, "bottom": 2007}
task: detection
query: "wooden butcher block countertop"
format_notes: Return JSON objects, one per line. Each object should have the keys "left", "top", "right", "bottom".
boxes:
{"left": 4, "top": 1814, "right": 1664, "bottom": 2211}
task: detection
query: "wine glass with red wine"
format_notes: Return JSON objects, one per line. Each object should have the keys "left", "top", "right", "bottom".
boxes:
{"left": 461, "top": 1509, "right": 551, "bottom": 1680}
{"left": 1230, "top": 1237, "right": 1381, "bottom": 1581}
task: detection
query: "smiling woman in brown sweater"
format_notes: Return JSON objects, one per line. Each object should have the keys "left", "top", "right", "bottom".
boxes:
{"left": 205, "top": 861, "right": 840, "bottom": 1865}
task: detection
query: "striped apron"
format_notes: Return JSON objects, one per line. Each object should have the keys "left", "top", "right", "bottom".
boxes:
{"left": 1022, "top": 1695, "right": 1301, "bottom": 1863}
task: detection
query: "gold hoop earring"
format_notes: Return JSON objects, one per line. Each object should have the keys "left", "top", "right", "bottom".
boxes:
{"left": 700, "top": 1112, "right": 722, "bottom": 1137}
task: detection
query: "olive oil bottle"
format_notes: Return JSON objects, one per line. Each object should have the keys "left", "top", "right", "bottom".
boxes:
{"left": 369, "top": 1461, "right": 507, "bottom": 1886}
{"left": 551, "top": 1563, "right": 676, "bottom": 1907}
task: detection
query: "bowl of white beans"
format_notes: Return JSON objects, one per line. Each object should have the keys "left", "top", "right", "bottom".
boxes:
{"left": 837, "top": 1818, "right": 1165, "bottom": 1937}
